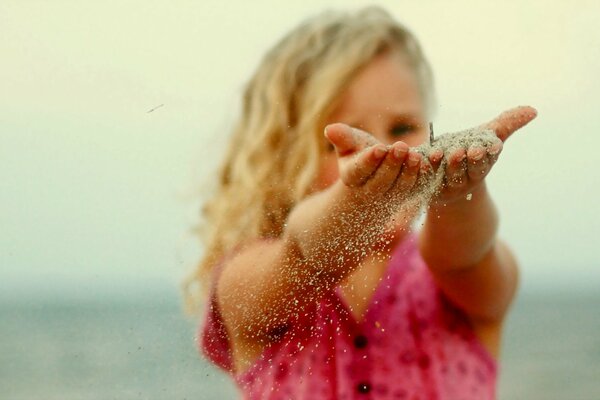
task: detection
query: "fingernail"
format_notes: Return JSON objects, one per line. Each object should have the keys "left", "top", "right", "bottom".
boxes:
{"left": 407, "top": 152, "right": 419, "bottom": 167}
{"left": 394, "top": 146, "right": 406, "bottom": 159}
{"left": 471, "top": 149, "right": 484, "bottom": 161}
{"left": 374, "top": 146, "right": 387, "bottom": 159}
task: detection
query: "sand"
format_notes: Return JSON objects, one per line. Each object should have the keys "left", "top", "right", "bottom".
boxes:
{"left": 353, "top": 126, "right": 502, "bottom": 258}
{"left": 377, "top": 126, "right": 502, "bottom": 220}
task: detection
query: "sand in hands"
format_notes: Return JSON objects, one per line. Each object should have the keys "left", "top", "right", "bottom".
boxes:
{"left": 399, "top": 126, "right": 501, "bottom": 212}
{"left": 311, "top": 125, "right": 503, "bottom": 271}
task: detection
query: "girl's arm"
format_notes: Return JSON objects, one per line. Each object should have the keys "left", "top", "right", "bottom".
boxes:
{"left": 419, "top": 107, "right": 537, "bottom": 326}
{"left": 420, "top": 183, "right": 518, "bottom": 323}
{"left": 217, "top": 125, "right": 425, "bottom": 345}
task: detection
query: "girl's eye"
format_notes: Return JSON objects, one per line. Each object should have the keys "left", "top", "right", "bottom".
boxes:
{"left": 390, "top": 124, "right": 415, "bottom": 137}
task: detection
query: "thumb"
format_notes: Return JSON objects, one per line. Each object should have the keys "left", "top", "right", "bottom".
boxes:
{"left": 479, "top": 106, "right": 538, "bottom": 142}
{"left": 324, "top": 123, "right": 378, "bottom": 156}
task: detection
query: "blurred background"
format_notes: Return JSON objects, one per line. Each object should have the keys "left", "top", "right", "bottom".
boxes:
{"left": 1, "top": 0, "right": 599, "bottom": 399}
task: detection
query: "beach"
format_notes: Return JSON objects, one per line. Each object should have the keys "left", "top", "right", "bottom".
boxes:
{"left": 1, "top": 289, "right": 598, "bottom": 400}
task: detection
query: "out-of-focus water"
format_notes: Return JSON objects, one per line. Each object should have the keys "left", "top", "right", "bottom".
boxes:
{"left": 1, "top": 291, "right": 598, "bottom": 400}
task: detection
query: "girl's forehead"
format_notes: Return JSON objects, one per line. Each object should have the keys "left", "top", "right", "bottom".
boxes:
{"left": 327, "top": 53, "right": 424, "bottom": 125}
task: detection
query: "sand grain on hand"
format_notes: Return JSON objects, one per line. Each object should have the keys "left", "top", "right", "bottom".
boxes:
{"left": 406, "top": 127, "right": 501, "bottom": 211}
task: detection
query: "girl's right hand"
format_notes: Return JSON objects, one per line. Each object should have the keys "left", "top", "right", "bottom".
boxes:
{"left": 324, "top": 123, "right": 434, "bottom": 203}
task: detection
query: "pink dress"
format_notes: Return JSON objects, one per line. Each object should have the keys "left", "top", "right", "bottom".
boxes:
{"left": 199, "top": 233, "right": 497, "bottom": 399}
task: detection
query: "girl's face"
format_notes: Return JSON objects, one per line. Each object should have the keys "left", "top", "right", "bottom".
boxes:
{"left": 314, "top": 50, "right": 428, "bottom": 191}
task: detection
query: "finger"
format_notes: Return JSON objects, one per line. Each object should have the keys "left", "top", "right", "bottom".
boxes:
{"left": 324, "top": 123, "right": 379, "bottom": 156}
{"left": 478, "top": 106, "right": 537, "bottom": 142}
{"left": 466, "top": 146, "right": 489, "bottom": 181}
{"left": 343, "top": 145, "right": 387, "bottom": 187}
{"left": 366, "top": 142, "right": 409, "bottom": 193}
{"left": 444, "top": 148, "right": 468, "bottom": 190}
{"left": 428, "top": 149, "right": 444, "bottom": 173}
{"left": 391, "top": 150, "right": 421, "bottom": 195}
{"left": 324, "top": 123, "right": 357, "bottom": 156}
{"left": 487, "top": 141, "right": 503, "bottom": 166}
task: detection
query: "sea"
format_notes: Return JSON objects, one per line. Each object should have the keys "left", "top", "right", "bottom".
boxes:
{"left": 1, "top": 289, "right": 599, "bottom": 400}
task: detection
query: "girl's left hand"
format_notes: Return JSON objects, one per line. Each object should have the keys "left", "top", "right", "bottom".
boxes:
{"left": 429, "top": 106, "right": 537, "bottom": 205}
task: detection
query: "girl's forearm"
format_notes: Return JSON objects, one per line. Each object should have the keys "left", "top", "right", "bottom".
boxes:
{"left": 420, "top": 183, "right": 499, "bottom": 271}
{"left": 284, "top": 180, "right": 393, "bottom": 281}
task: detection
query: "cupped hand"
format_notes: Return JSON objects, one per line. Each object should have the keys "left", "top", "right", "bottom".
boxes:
{"left": 431, "top": 106, "right": 537, "bottom": 205}
{"left": 323, "top": 123, "right": 426, "bottom": 203}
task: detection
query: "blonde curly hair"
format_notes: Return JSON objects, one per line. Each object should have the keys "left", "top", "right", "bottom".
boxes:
{"left": 182, "top": 6, "right": 435, "bottom": 315}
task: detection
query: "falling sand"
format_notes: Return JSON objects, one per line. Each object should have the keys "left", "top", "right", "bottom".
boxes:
{"left": 335, "top": 125, "right": 503, "bottom": 269}
{"left": 350, "top": 125, "right": 503, "bottom": 255}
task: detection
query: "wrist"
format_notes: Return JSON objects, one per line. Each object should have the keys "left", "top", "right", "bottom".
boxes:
{"left": 422, "top": 182, "right": 499, "bottom": 268}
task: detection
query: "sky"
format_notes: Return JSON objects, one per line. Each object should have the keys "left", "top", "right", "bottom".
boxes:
{"left": 1, "top": 0, "right": 599, "bottom": 300}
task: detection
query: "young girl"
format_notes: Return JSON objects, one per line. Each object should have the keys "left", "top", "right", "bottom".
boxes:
{"left": 183, "top": 7, "right": 536, "bottom": 399}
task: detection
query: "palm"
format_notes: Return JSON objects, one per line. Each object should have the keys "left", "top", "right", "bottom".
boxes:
{"left": 324, "top": 106, "right": 537, "bottom": 207}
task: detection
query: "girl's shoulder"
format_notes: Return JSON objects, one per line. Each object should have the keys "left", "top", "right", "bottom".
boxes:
{"left": 198, "top": 237, "right": 288, "bottom": 373}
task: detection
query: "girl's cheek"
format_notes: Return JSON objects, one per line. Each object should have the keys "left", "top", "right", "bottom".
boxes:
{"left": 385, "top": 131, "right": 427, "bottom": 148}
{"left": 403, "top": 130, "right": 429, "bottom": 147}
